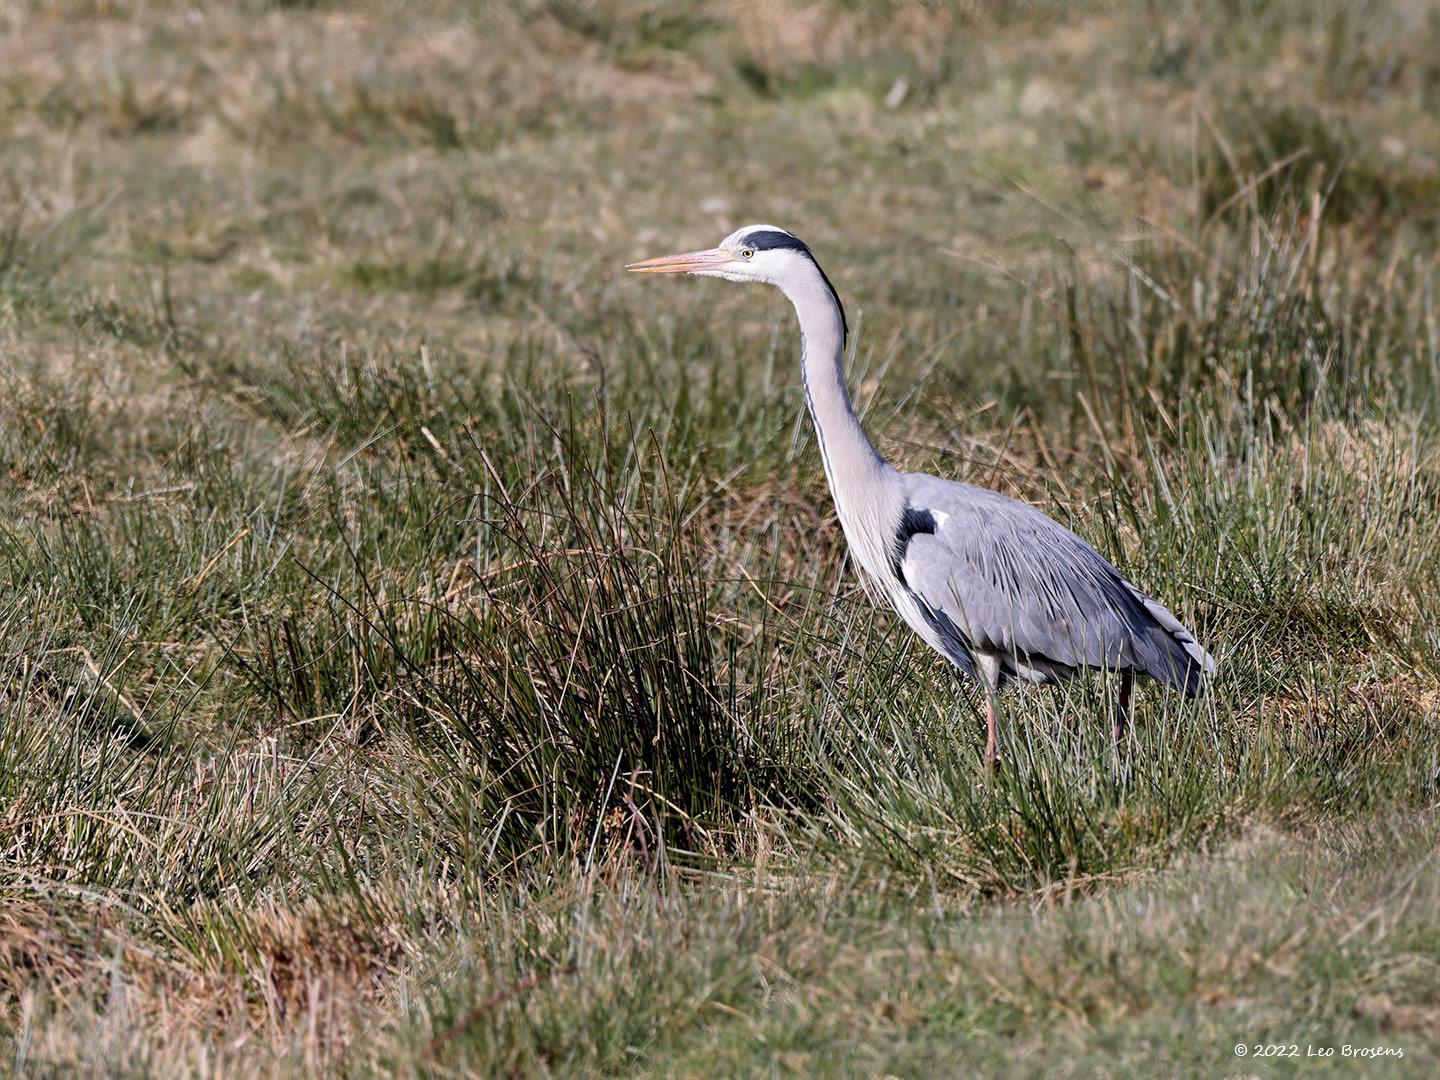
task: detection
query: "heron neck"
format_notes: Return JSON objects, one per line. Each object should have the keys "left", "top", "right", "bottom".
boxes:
{"left": 780, "top": 273, "right": 891, "bottom": 489}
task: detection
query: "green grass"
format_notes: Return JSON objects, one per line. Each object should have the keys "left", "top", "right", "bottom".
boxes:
{"left": 2, "top": 0, "right": 1439, "bottom": 1074}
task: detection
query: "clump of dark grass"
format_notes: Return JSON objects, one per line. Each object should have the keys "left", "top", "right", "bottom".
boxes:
{"left": 225, "top": 394, "right": 798, "bottom": 875}
{"left": 540, "top": 0, "right": 721, "bottom": 67}
{"left": 1190, "top": 99, "right": 1440, "bottom": 231}
{"left": 1053, "top": 199, "right": 1439, "bottom": 437}
{"left": 341, "top": 255, "right": 540, "bottom": 310}
{"left": 437, "top": 420, "right": 766, "bottom": 865}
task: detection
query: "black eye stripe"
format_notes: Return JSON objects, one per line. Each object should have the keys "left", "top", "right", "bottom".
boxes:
{"left": 743, "top": 230, "right": 808, "bottom": 253}
{"left": 738, "top": 230, "right": 848, "bottom": 343}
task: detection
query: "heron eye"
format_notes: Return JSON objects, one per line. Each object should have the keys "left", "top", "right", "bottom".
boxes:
{"left": 740, "top": 249, "right": 754, "bottom": 259}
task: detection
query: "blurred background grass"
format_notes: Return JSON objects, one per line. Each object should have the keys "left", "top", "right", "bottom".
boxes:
{"left": 2, "top": 0, "right": 1439, "bottom": 1074}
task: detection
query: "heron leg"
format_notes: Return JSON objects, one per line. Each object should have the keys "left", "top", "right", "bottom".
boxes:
{"left": 977, "top": 652, "right": 1003, "bottom": 772}
{"left": 984, "top": 695, "right": 1000, "bottom": 771}
{"left": 1114, "top": 670, "right": 1134, "bottom": 743}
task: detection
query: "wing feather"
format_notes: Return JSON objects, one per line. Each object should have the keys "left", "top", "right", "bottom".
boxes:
{"left": 898, "top": 474, "right": 1214, "bottom": 694}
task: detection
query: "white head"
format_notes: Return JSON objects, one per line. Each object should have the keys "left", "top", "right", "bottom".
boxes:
{"left": 627, "top": 223, "right": 847, "bottom": 338}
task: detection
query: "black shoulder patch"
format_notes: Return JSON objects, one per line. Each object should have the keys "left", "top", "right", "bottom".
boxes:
{"left": 742, "top": 229, "right": 848, "bottom": 343}
{"left": 890, "top": 506, "right": 937, "bottom": 583}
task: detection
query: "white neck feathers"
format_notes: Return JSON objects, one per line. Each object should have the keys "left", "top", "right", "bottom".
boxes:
{"left": 778, "top": 264, "right": 903, "bottom": 591}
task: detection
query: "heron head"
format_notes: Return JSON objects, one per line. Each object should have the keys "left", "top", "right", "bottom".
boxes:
{"left": 626, "top": 224, "right": 815, "bottom": 286}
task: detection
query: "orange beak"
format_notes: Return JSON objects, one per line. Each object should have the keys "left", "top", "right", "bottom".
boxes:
{"left": 625, "top": 247, "right": 735, "bottom": 274}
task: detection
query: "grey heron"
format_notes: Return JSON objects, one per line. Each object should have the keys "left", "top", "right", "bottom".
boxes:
{"left": 628, "top": 225, "right": 1215, "bottom": 767}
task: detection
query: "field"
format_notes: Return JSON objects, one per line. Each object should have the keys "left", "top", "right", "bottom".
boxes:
{"left": 2, "top": 0, "right": 1439, "bottom": 1074}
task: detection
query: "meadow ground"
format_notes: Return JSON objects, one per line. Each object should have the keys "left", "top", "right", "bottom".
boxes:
{"left": 2, "top": 0, "right": 1439, "bottom": 1074}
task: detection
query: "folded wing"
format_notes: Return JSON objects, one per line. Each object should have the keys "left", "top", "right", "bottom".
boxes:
{"left": 897, "top": 475, "right": 1214, "bottom": 694}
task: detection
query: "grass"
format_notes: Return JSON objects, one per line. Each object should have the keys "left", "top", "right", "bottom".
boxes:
{"left": 2, "top": 0, "right": 1439, "bottom": 1073}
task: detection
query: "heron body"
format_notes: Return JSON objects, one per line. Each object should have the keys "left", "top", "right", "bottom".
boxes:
{"left": 629, "top": 225, "right": 1215, "bottom": 764}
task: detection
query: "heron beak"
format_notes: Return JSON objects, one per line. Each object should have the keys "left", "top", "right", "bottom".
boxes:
{"left": 625, "top": 247, "right": 734, "bottom": 274}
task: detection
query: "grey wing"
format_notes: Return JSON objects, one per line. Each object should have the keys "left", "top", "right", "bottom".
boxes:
{"left": 898, "top": 474, "right": 1215, "bottom": 694}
